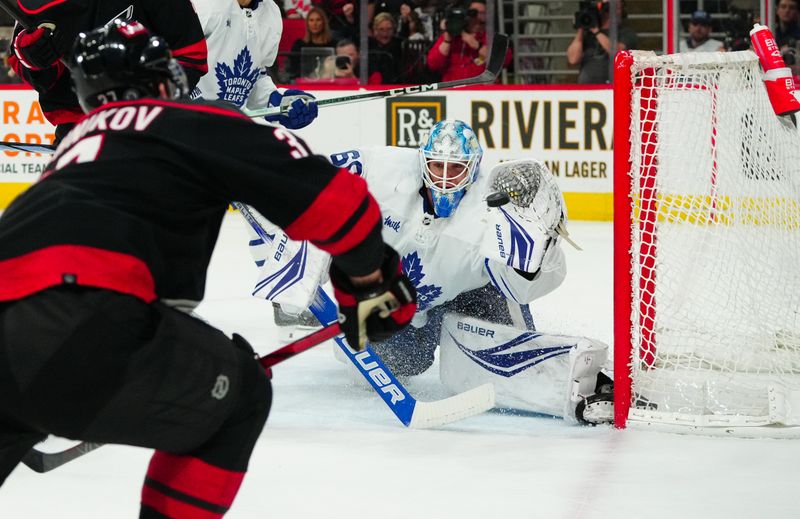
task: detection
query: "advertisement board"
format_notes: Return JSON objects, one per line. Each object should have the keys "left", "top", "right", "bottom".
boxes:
{"left": 0, "top": 85, "right": 613, "bottom": 219}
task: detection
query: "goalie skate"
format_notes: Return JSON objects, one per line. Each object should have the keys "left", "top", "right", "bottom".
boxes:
{"left": 575, "top": 392, "right": 614, "bottom": 425}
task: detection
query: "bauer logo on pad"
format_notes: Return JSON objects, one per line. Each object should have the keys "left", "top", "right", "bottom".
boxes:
{"left": 386, "top": 96, "right": 446, "bottom": 148}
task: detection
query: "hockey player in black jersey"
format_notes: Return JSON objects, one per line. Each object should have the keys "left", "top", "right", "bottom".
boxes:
{"left": 8, "top": 0, "right": 208, "bottom": 142}
{"left": 0, "top": 19, "right": 416, "bottom": 518}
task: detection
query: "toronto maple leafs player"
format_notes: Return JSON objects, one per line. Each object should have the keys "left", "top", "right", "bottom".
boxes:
{"left": 191, "top": 0, "right": 318, "bottom": 129}
{"left": 251, "top": 119, "right": 614, "bottom": 424}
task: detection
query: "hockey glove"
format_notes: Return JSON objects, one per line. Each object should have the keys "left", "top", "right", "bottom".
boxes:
{"left": 265, "top": 89, "right": 319, "bottom": 129}
{"left": 13, "top": 26, "right": 63, "bottom": 70}
{"left": 330, "top": 245, "right": 417, "bottom": 351}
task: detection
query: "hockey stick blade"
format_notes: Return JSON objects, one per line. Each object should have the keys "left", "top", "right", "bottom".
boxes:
{"left": 245, "top": 33, "right": 509, "bottom": 119}
{"left": 236, "top": 203, "right": 496, "bottom": 428}
{"left": 22, "top": 441, "right": 103, "bottom": 473}
{"left": 0, "top": 141, "right": 56, "bottom": 154}
{"left": 408, "top": 383, "right": 495, "bottom": 429}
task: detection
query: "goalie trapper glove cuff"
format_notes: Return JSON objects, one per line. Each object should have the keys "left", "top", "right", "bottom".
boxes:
{"left": 330, "top": 245, "right": 417, "bottom": 351}
{"left": 13, "top": 26, "right": 63, "bottom": 70}
{"left": 265, "top": 89, "right": 319, "bottom": 130}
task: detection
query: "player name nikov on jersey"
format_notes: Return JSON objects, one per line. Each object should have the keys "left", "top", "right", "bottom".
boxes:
{"left": 56, "top": 104, "right": 164, "bottom": 152}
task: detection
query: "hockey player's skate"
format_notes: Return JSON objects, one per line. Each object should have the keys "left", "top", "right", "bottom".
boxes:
{"left": 575, "top": 372, "right": 614, "bottom": 426}
{"left": 273, "top": 302, "right": 321, "bottom": 342}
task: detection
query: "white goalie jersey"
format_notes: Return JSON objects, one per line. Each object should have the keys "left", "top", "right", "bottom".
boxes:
{"left": 190, "top": 0, "right": 281, "bottom": 109}
{"left": 249, "top": 146, "right": 567, "bottom": 323}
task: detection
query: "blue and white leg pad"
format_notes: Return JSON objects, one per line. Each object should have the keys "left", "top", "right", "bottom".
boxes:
{"left": 439, "top": 313, "right": 608, "bottom": 422}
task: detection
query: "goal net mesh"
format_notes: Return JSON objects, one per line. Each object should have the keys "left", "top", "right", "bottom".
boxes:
{"left": 622, "top": 50, "right": 800, "bottom": 429}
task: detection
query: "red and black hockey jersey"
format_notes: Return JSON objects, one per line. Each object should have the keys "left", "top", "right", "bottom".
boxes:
{"left": 0, "top": 99, "right": 384, "bottom": 305}
{"left": 8, "top": 0, "right": 208, "bottom": 128}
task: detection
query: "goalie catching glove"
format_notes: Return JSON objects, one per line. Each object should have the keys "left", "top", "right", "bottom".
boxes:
{"left": 480, "top": 159, "right": 578, "bottom": 275}
{"left": 330, "top": 245, "right": 417, "bottom": 351}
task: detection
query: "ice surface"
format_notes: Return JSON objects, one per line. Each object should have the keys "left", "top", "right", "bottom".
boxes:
{"left": 2, "top": 215, "right": 798, "bottom": 518}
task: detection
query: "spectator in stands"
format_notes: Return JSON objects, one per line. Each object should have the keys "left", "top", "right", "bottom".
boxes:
{"left": 317, "top": 0, "right": 360, "bottom": 41}
{"left": 0, "top": 40, "right": 21, "bottom": 85}
{"left": 288, "top": 7, "right": 337, "bottom": 80}
{"left": 679, "top": 11, "right": 725, "bottom": 52}
{"left": 369, "top": 12, "right": 404, "bottom": 83}
{"left": 284, "top": 0, "right": 312, "bottom": 19}
{"left": 399, "top": 8, "right": 428, "bottom": 40}
{"left": 775, "top": 0, "right": 800, "bottom": 48}
{"left": 426, "top": 0, "right": 511, "bottom": 82}
{"left": 321, "top": 39, "right": 384, "bottom": 83}
{"left": 566, "top": 0, "right": 637, "bottom": 84}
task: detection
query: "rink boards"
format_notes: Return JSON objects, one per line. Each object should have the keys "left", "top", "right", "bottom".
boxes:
{"left": 0, "top": 84, "right": 614, "bottom": 220}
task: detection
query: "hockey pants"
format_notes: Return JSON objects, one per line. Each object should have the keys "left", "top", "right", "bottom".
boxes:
{"left": 370, "top": 284, "right": 535, "bottom": 376}
{"left": 0, "top": 286, "right": 271, "bottom": 518}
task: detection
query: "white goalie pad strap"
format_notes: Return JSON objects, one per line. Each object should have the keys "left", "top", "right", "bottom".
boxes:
{"left": 439, "top": 313, "right": 608, "bottom": 420}
{"left": 251, "top": 228, "right": 331, "bottom": 313}
{"left": 563, "top": 336, "right": 609, "bottom": 423}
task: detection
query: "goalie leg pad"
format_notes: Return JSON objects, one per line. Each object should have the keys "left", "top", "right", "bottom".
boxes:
{"left": 246, "top": 208, "right": 331, "bottom": 312}
{"left": 439, "top": 313, "right": 609, "bottom": 420}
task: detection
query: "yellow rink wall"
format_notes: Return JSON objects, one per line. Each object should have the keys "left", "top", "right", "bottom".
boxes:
{"left": 0, "top": 85, "right": 615, "bottom": 220}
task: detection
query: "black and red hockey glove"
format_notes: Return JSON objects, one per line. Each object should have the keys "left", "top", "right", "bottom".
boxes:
{"left": 13, "top": 26, "right": 63, "bottom": 70}
{"left": 330, "top": 246, "right": 417, "bottom": 351}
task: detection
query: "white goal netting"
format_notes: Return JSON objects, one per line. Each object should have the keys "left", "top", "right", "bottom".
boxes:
{"left": 619, "top": 50, "right": 800, "bottom": 435}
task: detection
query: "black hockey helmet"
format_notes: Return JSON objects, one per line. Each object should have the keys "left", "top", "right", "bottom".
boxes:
{"left": 69, "top": 19, "right": 189, "bottom": 113}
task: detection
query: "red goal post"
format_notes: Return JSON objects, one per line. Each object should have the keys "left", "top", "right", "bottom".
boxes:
{"left": 613, "top": 49, "right": 800, "bottom": 437}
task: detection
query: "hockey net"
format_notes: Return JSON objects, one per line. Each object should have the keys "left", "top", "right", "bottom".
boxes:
{"left": 614, "top": 50, "right": 800, "bottom": 436}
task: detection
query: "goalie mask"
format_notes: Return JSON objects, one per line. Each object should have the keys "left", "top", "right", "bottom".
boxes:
{"left": 419, "top": 120, "right": 483, "bottom": 217}
{"left": 70, "top": 19, "right": 189, "bottom": 113}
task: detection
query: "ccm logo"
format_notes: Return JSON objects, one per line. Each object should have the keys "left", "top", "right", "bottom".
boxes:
{"left": 457, "top": 321, "right": 495, "bottom": 337}
{"left": 354, "top": 350, "right": 405, "bottom": 404}
{"left": 389, "top": 85, "right": 437, "bottom": 96}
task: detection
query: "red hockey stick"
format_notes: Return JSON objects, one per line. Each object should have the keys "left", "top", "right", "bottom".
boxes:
{"left": 21, "top": 322, "right": 342, "bottom": 473}
{"left": 259, "top": 322, "right": 341, "bottom": 372}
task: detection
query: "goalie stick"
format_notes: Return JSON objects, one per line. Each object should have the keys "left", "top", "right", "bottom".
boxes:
{"left": 233, "top": 202, "right": 496, "bottom": 428}
{"left": 22, "top": 322, "right": 344, "bottom": 473}
{"left": 243, "top": 33, "right": 510, "bottom": 119}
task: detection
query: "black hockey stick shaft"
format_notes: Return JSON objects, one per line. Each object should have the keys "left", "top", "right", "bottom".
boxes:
{"left": 0, "top": 0, "right": 35, "bottom": 29}
{"left": 21, "top": 323, "right": 341, "bottom": 473}
{"left": 245, "top": 33, "right": 509, "bottom": 118}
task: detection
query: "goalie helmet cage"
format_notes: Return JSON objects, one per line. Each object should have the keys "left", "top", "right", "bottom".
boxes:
{"left": 613, "top": 50, "right": 800, "bottom": 438}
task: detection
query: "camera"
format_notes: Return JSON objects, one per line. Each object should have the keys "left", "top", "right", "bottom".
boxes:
{"left": 335, "top": 55, "right": 351, "bottom": 69}
{"left": 782, "top": 39, "right": 798, "bottom": 66}
{"left": 573, "top": 1, "right": 606, "bottom": 30}
{"left": 444, "top": 6, "right": 468, "bottom": 36}
{"left": 722, "top": 6, "right": 754, "bottom": 51}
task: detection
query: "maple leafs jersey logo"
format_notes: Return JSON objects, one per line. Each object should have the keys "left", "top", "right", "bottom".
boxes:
{"left": 402, "top": 252, "right": 442, "bottom": 311}
{"left": 214, "top": 47, "right": 261, "bottom": 107}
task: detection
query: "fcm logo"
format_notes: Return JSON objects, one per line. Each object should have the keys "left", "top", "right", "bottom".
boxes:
{"left": 386, "top": 96, "right": 446, "bottom": 148}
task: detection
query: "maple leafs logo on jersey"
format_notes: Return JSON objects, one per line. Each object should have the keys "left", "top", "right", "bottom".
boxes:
{"left": 402, "top": 251, "right": 442, "bottom": 311}
{"left": 215, "top": 47, "right": 261, "bottom": 107}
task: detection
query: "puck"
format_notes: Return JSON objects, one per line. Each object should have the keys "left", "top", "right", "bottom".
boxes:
{"left": 486, "top": 192, "right": 510, "bottom": 208}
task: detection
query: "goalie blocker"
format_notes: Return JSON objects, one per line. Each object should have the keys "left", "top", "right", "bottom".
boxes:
{"left": 439, "top": 314, "right": 613, "bottom": 424}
